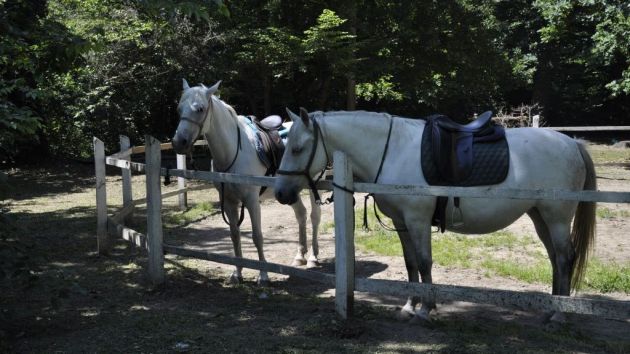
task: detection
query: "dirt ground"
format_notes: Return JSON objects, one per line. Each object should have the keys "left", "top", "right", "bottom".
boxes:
{"left": 1, "top": 143, "right": 629, "bottom": 353}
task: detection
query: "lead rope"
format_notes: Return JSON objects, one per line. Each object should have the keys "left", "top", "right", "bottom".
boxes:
{"left": 362, "top": 116, "right": 407, "bottom": 232}
{"left": 219, "top": 125, "right": 246, "bottom": 227}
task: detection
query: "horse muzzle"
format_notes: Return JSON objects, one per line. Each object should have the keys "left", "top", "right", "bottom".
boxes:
{"left": 171, "top": 133, "right": 193, "bottom": 155}
{"left": 274, "top": 183, "right": 299, "bottom": 205}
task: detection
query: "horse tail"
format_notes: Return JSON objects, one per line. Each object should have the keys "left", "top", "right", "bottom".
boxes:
{"left": 571, "top": 141, "right": 597, "bottom": 290}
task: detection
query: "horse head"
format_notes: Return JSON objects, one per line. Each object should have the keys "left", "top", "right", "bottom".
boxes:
{"left": 172, "top": 79, "right": 221, "bottom": 154}
{"left": 275, "top": 108, "right": 328, "bottom": 205}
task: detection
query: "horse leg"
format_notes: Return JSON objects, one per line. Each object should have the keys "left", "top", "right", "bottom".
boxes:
{"left": 224, "top": 199, "right": 244, "bottom": 284}
{"left": 534, "top": 206, "right": 577, "bottom": 324}
{"left": 394, "top": 224, "right": 421, "bottom": 321}
{"left": 307, "top": 191, "right": 321, "bottom": 268}
{"left": 527, "top": 208, "right": 559, "bottom": 295}
{"left": 245, "top": 196, "right": 270, "bottom": 286}
{"left": 289, "top": 197, "right": 308, "bottom": 267}
{"left": 407, "top": 221, "right": 435, "bottom": 323}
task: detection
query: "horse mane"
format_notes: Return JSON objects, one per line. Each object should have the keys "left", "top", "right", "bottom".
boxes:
{"left": 315, "top": 110, "right": 421, "bottom": 121}
{"left": 211, "top": 95, "right": 240, "bottom": 122}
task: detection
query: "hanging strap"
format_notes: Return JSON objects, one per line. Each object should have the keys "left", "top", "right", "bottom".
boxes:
{"left": 218, "top": 125, "right": 246, "bottom": 227}
{"left": 363, "top": 117, "right": 408, "bottom": 232}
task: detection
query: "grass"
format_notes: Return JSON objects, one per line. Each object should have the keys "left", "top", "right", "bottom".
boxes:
{"left": 597, "top": 206, "right": 630, "bottom": 220}
{"left": 163, "top": 201, "right": 215, "bottom": 227}
{"left": 587, "top": 144, "right": 630, "bottom": 164}
{"left": 355, "top": 206, "right": 630, "bottom": 293}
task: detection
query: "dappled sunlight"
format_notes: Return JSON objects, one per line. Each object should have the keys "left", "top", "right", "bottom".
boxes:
{"left": 49, "top": 262, "right": 82, "bottom": 268}
{"left": 79, "top": 309, "right": 101, "bottom": 317}
{"left": 129, "top": 305, "right": 150, "bottom": 311}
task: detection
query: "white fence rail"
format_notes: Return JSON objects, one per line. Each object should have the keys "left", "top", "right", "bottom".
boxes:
{"left": 93, "top": 135, "right": 630, "bottom": 322}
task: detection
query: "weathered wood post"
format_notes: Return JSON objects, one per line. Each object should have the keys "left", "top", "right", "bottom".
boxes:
{"left": 145, "top": 136, "right": 165, "bottom": 284}
{"left": 93, "top": 137, "right": 110, "bottom": 254}
{"left": 176, "top": 154, "right": 188, "bottom": 210}
{"left": 333, "top": 151, "right": 355, "bottom": 319}
{"left": 120, "top": 135, "right": 133, "bottom": 223}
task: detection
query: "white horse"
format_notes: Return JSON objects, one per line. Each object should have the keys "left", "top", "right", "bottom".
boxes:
{"left": 171, "top": 81, "right": 323, "bottom": 285}
{"left": 275, "top": 108, "right": 596, "bottom": 323}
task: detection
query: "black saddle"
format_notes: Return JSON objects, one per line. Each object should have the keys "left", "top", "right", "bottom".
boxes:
{"left": 427, "top": 111, "right": 504, "bottom": 183}
{"left": 421, "top": 111, "right": 509, "bottom": 232}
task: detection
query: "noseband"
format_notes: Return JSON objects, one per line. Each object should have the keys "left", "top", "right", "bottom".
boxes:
{"left": 276, "top": 117, "right": 329, "bottom": 204}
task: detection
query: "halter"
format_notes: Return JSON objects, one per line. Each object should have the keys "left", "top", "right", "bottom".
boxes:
{"left": 276, "top": 117, "right": 329, "bottom": 204}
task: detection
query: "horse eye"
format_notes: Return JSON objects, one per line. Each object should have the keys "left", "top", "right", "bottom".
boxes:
{"left": 291, "top": 146, "right": 303, "bottom": 154}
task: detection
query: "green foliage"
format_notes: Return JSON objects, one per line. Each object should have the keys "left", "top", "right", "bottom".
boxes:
{"left": 2, "top": 0, "right": 630, "bottom": 160}
{"left": 356, "top": 75, "right": 404, "bottom": 103}
{"left": 0, "top": 0, "right": 85, "bottom": 161}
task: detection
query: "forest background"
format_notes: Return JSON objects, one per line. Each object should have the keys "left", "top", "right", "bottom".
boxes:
{"left": 1, "top": 0, "right": 629, "bottom": 161}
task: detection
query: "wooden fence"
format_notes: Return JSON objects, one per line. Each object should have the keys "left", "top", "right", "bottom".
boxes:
{"left": 94, "top": 135, "right": 630, "bottom": 322}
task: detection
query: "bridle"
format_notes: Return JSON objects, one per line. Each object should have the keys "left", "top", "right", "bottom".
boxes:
{"left": 178, "top": 93, "right": 244, "bottom": 226}
{"left": 276, "top": 116, "right": 329, "bottom": 204}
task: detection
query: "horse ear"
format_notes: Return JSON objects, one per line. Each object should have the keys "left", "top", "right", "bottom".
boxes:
{"left": 206, "top": 81, "right": 221, "bottom": 95}
{"left": 286, "top": 108, "right": 300, "bottom": 123}
{"left": 182, "top": 78, "right": 190, "bottom": 90}
{"left": 299, "top": 107, "right": 310, "bottom": 127}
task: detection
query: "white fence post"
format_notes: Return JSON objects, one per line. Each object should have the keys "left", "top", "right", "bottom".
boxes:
{"left": 146, "top": 136, "right": 165, "bottom": 284}
{"left": 120, "top": 135, "right": 133, "bottom": 223}
{"left": 93, "top": 137, "right": 110, "bottom": 254}
{"left": 532, "top": 114, "right": 540, "bottom": 128}
{"left": 333, "top": 151, "right": 355, "bottom": 319}
{"left": 177, "top": 154, "right": 188, "bottom": 210}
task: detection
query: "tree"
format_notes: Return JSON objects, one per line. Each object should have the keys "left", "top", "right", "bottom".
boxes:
{"left": 0, "top": 0, "right": 84, "bottom": 161}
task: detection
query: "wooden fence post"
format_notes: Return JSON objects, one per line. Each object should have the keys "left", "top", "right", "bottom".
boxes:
{"left": 93, "top": 137, "right": 110, "bottom": 254}
{"left": 120, "top": 135, "right": 133, "bottom": 223}
{"left": 145, "top": 136, "right": 165, "bottom": 284}
{"left": 333, "top": 151, "right": 355, "bottom": 319}
{"left": 177, "top": 154, "right": 188, "bottom": 210}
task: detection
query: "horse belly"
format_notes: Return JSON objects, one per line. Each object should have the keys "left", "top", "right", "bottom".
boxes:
{"left": 446, "top": 197, "right": 534, "bottom": 234}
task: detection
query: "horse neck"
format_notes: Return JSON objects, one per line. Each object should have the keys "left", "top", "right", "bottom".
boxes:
{"left": 320, "top": 112, "right": 390, "bottom": 182}
{"left": 203, "top": 96, "right": 241, "bottom": 171}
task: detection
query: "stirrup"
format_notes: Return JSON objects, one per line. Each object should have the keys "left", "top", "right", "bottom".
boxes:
{"left": 451, "top": 205, "right": 464, "bottom": 227}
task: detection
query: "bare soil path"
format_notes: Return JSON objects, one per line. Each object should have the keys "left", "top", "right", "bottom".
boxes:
{"left": 1, "top": 143, "right": 629, "bottom": 353}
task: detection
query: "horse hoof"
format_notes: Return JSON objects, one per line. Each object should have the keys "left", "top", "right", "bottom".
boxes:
{"left": 257, "top": 277, "right": 271, "bottom": 287}
{"left": 226, "top": 274, "right": 243, "bottom": 285}
{"left": 409, "top": 308, "right": 433, "bottom": 327}
{"left": 291, "top": 258, "right": 307, "bottom": 267}
{"left": 396, "top": 305, "right": 415, "bottom": 321}
{"left": 543, "top": 311, "right": 567, "bottom": 332}
{"left": 409, "top": 313, "right": 433, "bottom": 327}
{"left": 306, "top": 260, "right": 320, "bottom": 269}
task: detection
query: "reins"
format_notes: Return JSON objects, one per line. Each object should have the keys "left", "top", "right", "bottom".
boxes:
{"left": 215, "top": 125, "right": 245, "bottom": 227}
{"left": 361, "top": 116, "right": 408, "bottom": 232}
